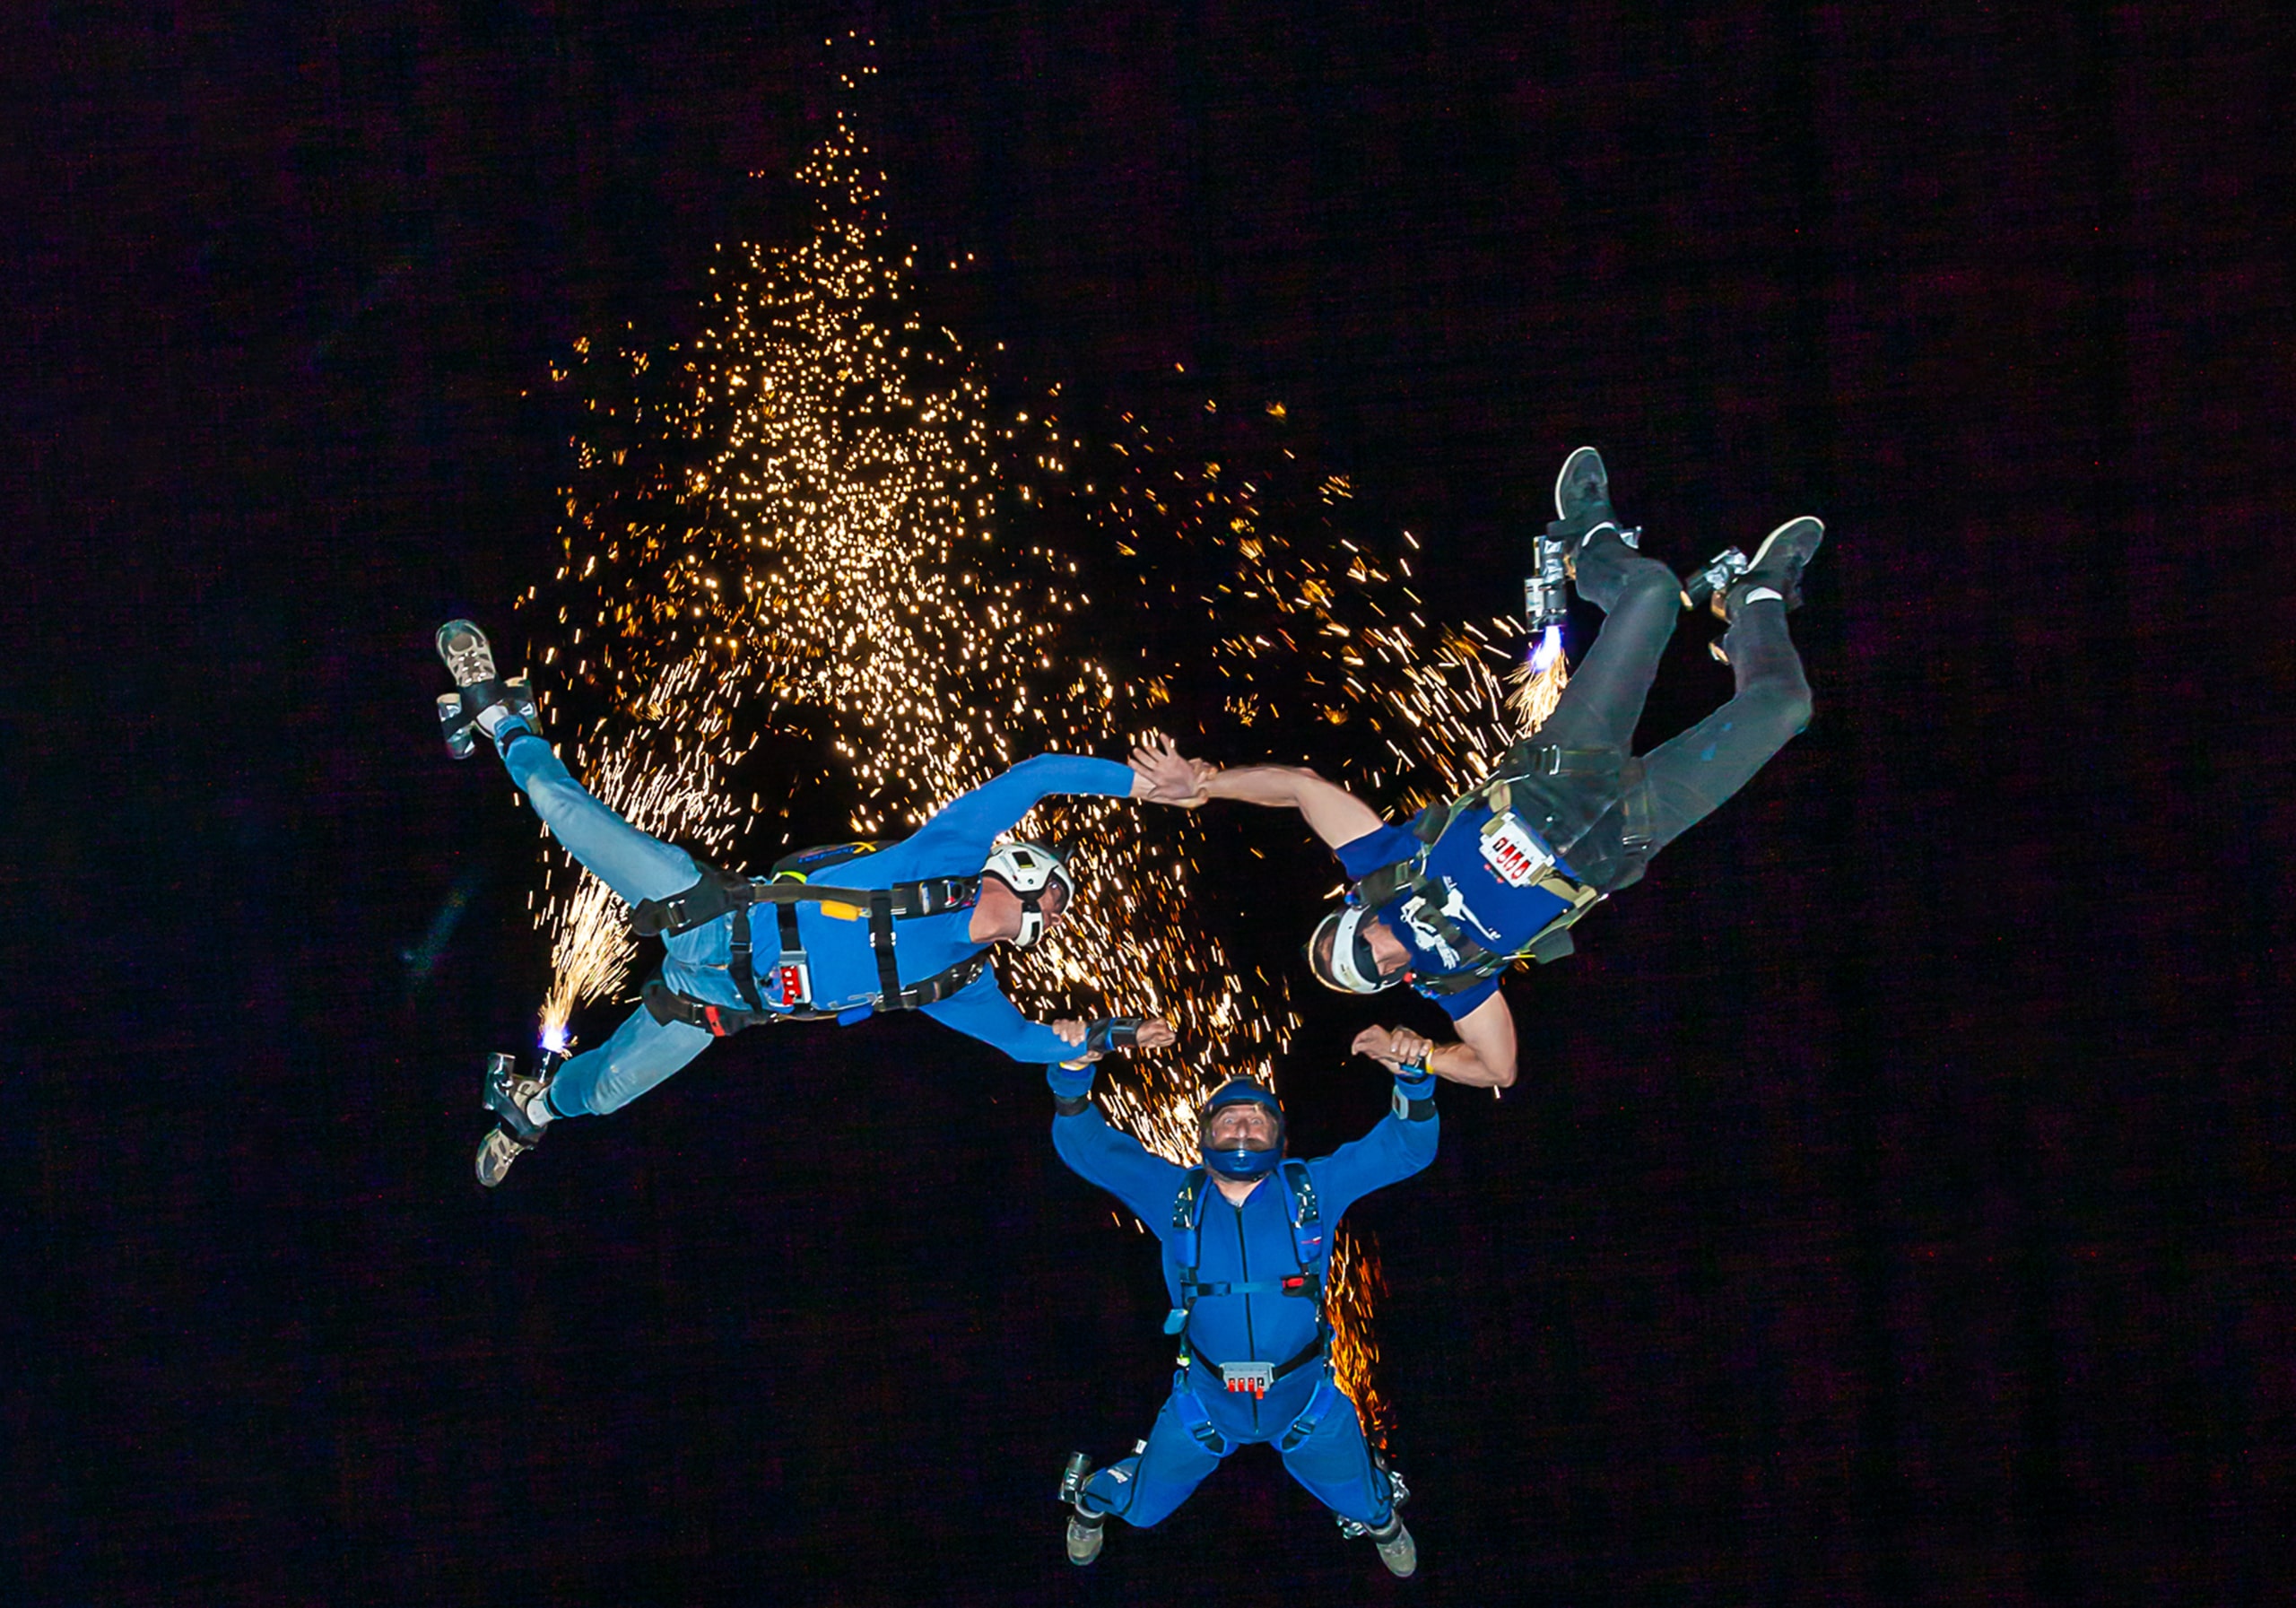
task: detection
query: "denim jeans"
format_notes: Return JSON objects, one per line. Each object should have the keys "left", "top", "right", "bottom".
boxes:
{"left": 498, "top": 728, "right": 717, "bottom": 1116}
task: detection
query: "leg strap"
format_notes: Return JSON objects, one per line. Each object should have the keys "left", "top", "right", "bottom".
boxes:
{"left": 1171, "top": 1374, "right": 1231, "bottom": 1456}
{"left": 1277, "top": 1369, "right": 1349, "bottom": 1453}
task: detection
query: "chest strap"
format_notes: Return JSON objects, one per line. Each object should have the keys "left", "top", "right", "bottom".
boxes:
{"left": 631, "top": 861, "right": 980, "bottom": 939}
{"left": 1350, "top": 797, "right": 1605, "bottom": 990}
{"left": 1162, "top": 1161, "right": 1328, "bottom": 1336}
{"left": 631, "top": 857, "right": 991, "bottom": 1020}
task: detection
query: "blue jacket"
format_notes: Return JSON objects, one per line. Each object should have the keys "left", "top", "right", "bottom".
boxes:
{"left": 661, "top": 752, "right": 1136, "bottom": 1062}
{"left": 1334, "top": 811, "right": 1578, "bottom": 1019}
{"left": 1051, "top": 1088, "right": 1438, "bottom": 1372}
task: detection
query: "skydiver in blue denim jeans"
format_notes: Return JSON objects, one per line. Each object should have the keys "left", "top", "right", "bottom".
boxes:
{"left": 432, "top": 621, "right": 1182, "bottom": 1186}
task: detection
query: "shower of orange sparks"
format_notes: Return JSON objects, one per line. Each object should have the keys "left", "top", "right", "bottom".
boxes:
{"left": 513, "top": 34, "right": 1570, "bottom": 1451}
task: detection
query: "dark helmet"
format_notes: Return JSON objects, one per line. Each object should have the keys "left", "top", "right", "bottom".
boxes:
{"left": 1197, "top": 1079, "right": 1285, "bottom": 1180}
{"left": 1307, "top": 905, "right": 1404, "bottom": 995}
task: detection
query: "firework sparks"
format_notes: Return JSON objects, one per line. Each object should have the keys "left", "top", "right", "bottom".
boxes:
{"left": 515, "top": 37, "right": 1569, "bottom": 1447}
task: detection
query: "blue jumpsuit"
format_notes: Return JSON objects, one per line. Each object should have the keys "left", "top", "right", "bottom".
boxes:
{"left": 493, "top": 726, "right": 1138, "bottom": 1116}
{"left": 1053, "top": 1084, "right": 1438, "bottom": 1530}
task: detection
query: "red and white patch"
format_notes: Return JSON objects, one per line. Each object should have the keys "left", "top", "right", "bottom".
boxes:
{"left": 1479, "top": 813, "right": 1555, "bottom": 888}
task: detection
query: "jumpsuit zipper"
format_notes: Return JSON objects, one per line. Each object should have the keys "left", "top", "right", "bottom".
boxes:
{"left": 1232, "top": 1201, "right": 1259, "bottom": 1432}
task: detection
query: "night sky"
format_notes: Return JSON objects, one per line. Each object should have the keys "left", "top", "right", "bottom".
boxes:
{"left": 11, "top": 3, "right": 2294, "bottom": 1604}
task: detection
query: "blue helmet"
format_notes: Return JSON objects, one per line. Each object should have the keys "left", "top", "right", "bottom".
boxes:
{"left": 1198, "top": 1080, "right": 1286, "bottom": 1180}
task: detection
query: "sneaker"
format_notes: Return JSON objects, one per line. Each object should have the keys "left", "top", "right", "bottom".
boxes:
{"left": 1370, "top": 1516, "right": 1417, "bottom": 1578}
{"left": 1552, "top": 446, "right": 1616, "bottom": 537}
{"left": 1724, "top": 516, "right": 1824, "bottom": 620}
{"left": 434, "top": 621, "right": 541, "bottom": 759}
{"left": 1065, "top": 1511, "right": 1105, "bottom": 1567}
{"left": 475, "top": 1126, "right": 533, "bottom": 1188}
{"left": 483, "top": 1050, "right": 556, "bottom": 1143}
{"left": 436, "top": 619, "right": 500, "bottom": 688}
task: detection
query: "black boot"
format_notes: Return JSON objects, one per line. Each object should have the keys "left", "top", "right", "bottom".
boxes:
{"left": 434, "top": 620, "right": 541, "bottom": 759}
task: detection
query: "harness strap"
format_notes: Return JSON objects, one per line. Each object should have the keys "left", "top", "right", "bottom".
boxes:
{"left": 639, "top": 951, "right": 991, "bottom": 1035}
{"left": 726, "top": 902, "right": 765, "bottom": 1012}
{"left": 631, "top": 863, "right": 755, "bottom": 941}
{"left": 1618, "top": 756, "right": 1654, "bottom": 851}
{"left": 1178, "top": 1273, "right": 1324, "bottom": 1303}
{"left": 1170, "top": 1377, "right": 1231, "bottom": 1456}
{"left": 1276, "top": 1370, "right": 1350, "bottom": 1453}
{"left": 641, "top": 976, "right": 819, "bottom": 1035}
{"left": 866, "top": 892, "right": 903, "bottom": 1005}
{"left": 632, "top": 862, "right": 981, "bottom": 939}
{"left": 1179, "top": 1334, "right": 1327, "bottom": 1385}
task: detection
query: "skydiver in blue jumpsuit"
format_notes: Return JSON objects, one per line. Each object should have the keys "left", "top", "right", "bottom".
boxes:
{"left": 432, "top": 621, "right": 1183, "bottom": 1185}
{"left": 1048, "top": 1061, "right": 1438, "bottom": 1577}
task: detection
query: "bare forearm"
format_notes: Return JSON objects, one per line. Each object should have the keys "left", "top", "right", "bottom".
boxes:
{"left": 1200, "top": 763, "right": 1312, "bottom": 808}
{"left": 1424, "top": 1038, "right": 1510, "bottom": 1089}
{"left": 1199, "top": 763, "right": 1387, "bottom": 848}
{"left": 1358, "top": 1002, "right": 1517, "bottom": 1090}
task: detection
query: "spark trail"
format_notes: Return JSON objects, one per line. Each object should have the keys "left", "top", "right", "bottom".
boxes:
{"left": 515, "top": 38, "right": 1563, "bottom": 1447}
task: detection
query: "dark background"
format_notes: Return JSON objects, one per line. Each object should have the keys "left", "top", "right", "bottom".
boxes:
{"left": 9, "top": 2, "right": 2294, "bottom": 1604}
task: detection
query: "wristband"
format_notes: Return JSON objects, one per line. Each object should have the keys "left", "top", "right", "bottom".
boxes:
{"left": 1391, "top": 1068, "right": 1437, "bottom": 1122}
{"left": 1083, "top": 1016, "right": 1143, "bottom": 1056}
{"left": 1048, "top": 1061, "right": 1097, "bottom": 1106}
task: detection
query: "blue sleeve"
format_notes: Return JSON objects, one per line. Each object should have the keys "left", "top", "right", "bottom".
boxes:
{"left": 1307, "top": 1096, "right": 1439, "bottom": 1221}
{"left": 1422, "top": 976, "right": 1501, "bottom": 1019}
{"left": 1334, "top": 821, "right": 1419, "bottom": 882}
{"left": 920, "top": 965, "right": 1080, "bottom": 1064}
{"left": 1051, "top": 1104, "right": 1188, "bottom": 1226}
{"left": 890, "top": 753, "right": 1136, "bottom": 874}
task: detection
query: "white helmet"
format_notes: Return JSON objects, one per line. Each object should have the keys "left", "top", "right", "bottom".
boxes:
{"left": 1308, "top": 906, "right": 1404, "bottom": 994}
{"left": 981, "top": 840, "right": 1076, "bottom": 948}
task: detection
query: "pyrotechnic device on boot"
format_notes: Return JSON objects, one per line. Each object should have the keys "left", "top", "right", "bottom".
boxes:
{"left": 1680, "top": 546, "right": 1752, "bottom": 617}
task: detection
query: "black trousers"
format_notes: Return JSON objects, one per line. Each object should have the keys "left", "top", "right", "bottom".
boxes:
{"left": 1505, "top": 527, "right": 1813, "bottom": 892}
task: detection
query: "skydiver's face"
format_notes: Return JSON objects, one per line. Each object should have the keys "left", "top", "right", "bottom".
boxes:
{"left": 1204, "top": 1104, "right": 1279, "bottom": 1152}
{"left": 978, "top": 874, "right": 1069, "bottom": 940}
{"left": 1314, "top": 916, "right": 1410, "bottom": 986}
{"left": 1363, "top": 917, "right": 1409, "bottom": 977}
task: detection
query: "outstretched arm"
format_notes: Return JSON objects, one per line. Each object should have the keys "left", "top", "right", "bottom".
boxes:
{"left": 894, "top": 752, "right": 1149, "bottom": 873}
{"left": 925, "top": 970, "right": 1176, "bottom": 1065}
{"left": 1352, "top": 989, "right": 1518, "bottom": 1089}
{"left": 1309, "top": 1065, "right": 1440, "bottom": 1220}
{"left": 1048, "top": 1067, "right": 1188, "bottom": 1225}
{"left": 1129, "top": 736, "right": 1387, "bottom": 850}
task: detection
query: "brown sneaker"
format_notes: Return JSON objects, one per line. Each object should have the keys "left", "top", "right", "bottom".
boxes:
{"left": 1370, "top": 1515, "right": 1417, "bottom": 1578}
{"left": 1065, "top": 1512, "right": 1105, "bottom": 1566}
